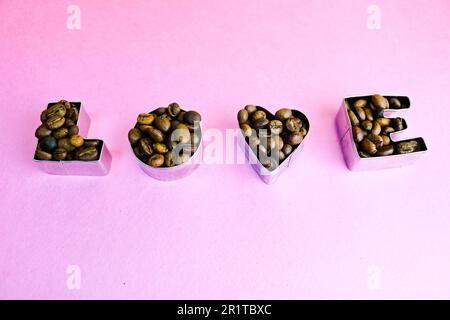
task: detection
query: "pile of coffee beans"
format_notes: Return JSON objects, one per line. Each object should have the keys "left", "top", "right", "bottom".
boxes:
{"left": 128, "top": 103, "right": 201, "bottom": 168}
{"left": 347, "top": 94, "right": 422, "bottom": 157}
{"left": 237, "top": 105, "right": 308, "bottom": 171}
{"left": 34, "top": 100, "right": 101, "bottom": 161}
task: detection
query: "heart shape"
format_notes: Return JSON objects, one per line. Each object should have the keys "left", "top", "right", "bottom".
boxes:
{"left": 237, "top": 105, "right": 310, "bottom": 184}
{"left": 128, "top": 103, "right": 202, "bottom": 180}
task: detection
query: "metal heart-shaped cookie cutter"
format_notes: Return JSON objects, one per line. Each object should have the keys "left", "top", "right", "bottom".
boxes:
{"left": 33, "top": 102, "right": 112, "bottom": 176}
{"left": 238, "top": 106, "right": 310, "bottom": 184}
{"left": 336, "top": 95, "right": 428, "bottom": 171}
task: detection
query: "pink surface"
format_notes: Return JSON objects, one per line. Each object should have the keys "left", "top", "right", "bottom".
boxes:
{"left": 1, "top": 0, "right": 450, "bottom": 299}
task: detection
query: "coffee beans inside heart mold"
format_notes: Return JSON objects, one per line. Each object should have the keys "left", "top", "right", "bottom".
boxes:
{"left": 128, "top": 103, "right": 201, "bottom": 168}
{"left": 347, "top": 94, "right": 421, "bottom": 157}
{"left": 238, "top": 105, "right": 308, "bottom": 171}
{"left": 34, "top": 100, "right": 102, "bottom": 161}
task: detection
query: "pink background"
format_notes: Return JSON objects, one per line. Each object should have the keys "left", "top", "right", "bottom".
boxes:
{"left": 1, "top": 0, "right": 450, "bottom": 299}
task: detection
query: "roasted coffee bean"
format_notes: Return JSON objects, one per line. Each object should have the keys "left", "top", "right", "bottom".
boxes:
{"left": 361, "top": 120, "right": 373, "bottom": 131}
{"left": 237, "top": 109, "right": 249, "bottom": 124}
{"left": 137, "top": 113, "right": 155, "bottom": 125}
{"left": 252, "top": 110, "right": 267, "bottom": 122}
{"left": 154, "top": 107, "right": 167, "bottom": 116}
{"left": 360, "top": 138, "right": 377, "bottom": 155}
{"left": 275, "top": 108, "right": 292, "bottom": 121}
{"left": 392, "top": 118, "right": 404, "bottom": 131}
{"left": 354, "top": 99, "right": 367, "bottom": 109}
{"left": 287, "top": 132, "right": 303, "bottom": 145}
{"left": 40, "top": 110, "right": 47, "bottom": 123}
{"left": 53, "top": 148, "right": 67, "bottom": 161}
{"left": 176, "top": 111, "right": 186, "bottom": 122}
{"left": 184, "top": 111, "right": 202, "bottom": 125}
{"left": 269, "top": 120, "right": 283, "bottom": 135}
{"left": 35, "top": 125, "right": 52, "bottom": 139}
{"left": 64, "top": 118, "right": 75, "bottom": 127}
{"left": 58, "top": 138, "right": 75, "bottom": 152}
{"left": 70, "top": 134, "right": 84, "bottom": 148}
{"left": 68, "top": 125, "right": 79, "bottom": 136}
{"left": 358, "top": 150, "right": 371, "bottom": 158}
{"left": 253, "top": 118, "right": 269, "bottom": 129}
{"left": 153, "top": 143, "right": 168, "bottom": 154}
{"left": 148, "top": 154, "right": 164, "bottom": 167}
{"left": 75, "top": 147, "right": 99, "bottom": 161}
{"left": 240, "top": 123, "right": 253, "bottom": 137}
{"left": 354, "top": 106, "right": 366, "bottom": 121}
{"left": 353, "top": 126, "right": 366, "bottom": 143}
{"left": 396, "top": 140, "right": 420, "bottom": 154}
{"left": 371, "top": 121, "right": 382, "bottom": 135}
{"left": 52, "top": 127, "right": 69, "bottom": 139}
{"left": 285, "top": 117, "right": 300, "bottom": 132}
{"left": 164, "top": 152, "right": 174, "bottom": 167}
{"left": 367, "top": 133, "right": 384, "bottom": 148}
{"left": 39, "top": 136, "right": 57, "bottom": 153}
{"left": 45, "top": 115, "right": 65, "bottom": 130}
{"left": 364, "top": 107, "right": 374, "bottom": 121}
{"left": 372, "top": 108, "right": 384, "bottom": 119}
{"left": 133, "top": 146, "right": 144, "bottom": 158}
{"left": 348, "top": 110, "right": 359, "bottom": 126}
{"left": 168, "top": 103, "right": 181, "bottom": 117}
{"left": 282, "top": 144, "right": 293, "bottom": 156}
{"left": 35, "top": 149, "right": 52, "bottom": 160}
{"left": 376, "top": 145, "right": 394, "bottom": 156}
{"left": 380, "top": 135, "right": 391, "bottom": 146}
{"left": 389, "top": 97, "right": 402, "bottom": 109}
{"left": 381, "top": 126, "right": 395, "bottom": 135}
{"left": 45, "top": 103, "right": 66, "bottom": 118}
{"left": 371, "top": 94, "right": 389, "bottom": 110}
{"left": 139, "top": 138, "right": 154, "bottom": 156}
{"left": 245, "top": 105, "right": 257, "bottom": 114}
{"left": 66, "top": 107, "right": 79, "bottom": 121}
{"left": 376, "top": 117, "right": 391, "bottom": 127}
{"left": 148, "top": 127, "right": 164, "bottom": 143}
{"left": 299, "top": 127, "right": 307, "bottom": 137}
{"left": 155, "top": 117, "right": 171, "bottom": 132}
{"left": 84, "top": 140, "right": 100, "bottom": 148}
{"left": 128, "top": 128, "right": 142, "bottom": 146}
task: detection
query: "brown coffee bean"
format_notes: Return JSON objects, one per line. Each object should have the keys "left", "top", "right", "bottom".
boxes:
{"left": 252, "top": 110, "right": 267, "bottom": 122}
{"left": 148, "top": 154, "right": 164, "bottom": 167}
{"left": 35, "top": 149, "right": 52, "bottom": 160}
{"left": 128, "top": 128, "right": 142, "bottom": 146}
{"left": 154, "top": 107, "right": 167, "bottom": 116}
{"left": 389, "top": 97, "right": 402, "bottom": 109}
{"left": 40, "top": 110, "right": 47, "bottom": 123}
{"left": 287, "top": 132, "right": 303, "bottom": 145}
{"left": 253, "top": 118, "right": 269, "bottom": 129}
{"left": 275, "top": 108, "right": 292, "bottom": 121}
{"left": 52, "top": 127, "right": 69, "bottom": 139}
{"left": 371, "top": 121, "right": 381, "bottom": 135}
{"left": 168, "top": 103, "right": 181, "bottom": 117}
{"left": 45, "top": 103, "right": 67, "bottom": 119}
{"left": 148, "top": 127, "right": 164, "bottom": 143}
{"left": 376, "top": 117, "right": 391, "bottom": 127}
{"left": 381, "top": 126, "right": 395, "bottom": 135}
{"left": 68, "top": 125, "right": 79, "bottom": 136}
{"left": 153, "top": 143, "right": 168, "bottom": 154}
{"left": 367, "top": 133, "right": 384, "bottom": 148}
{"left": 64, "top": 118, "right": 75, "bottom": 127}
{"left": 66, "top": 107, "right": 79, "bottom": 121}
{"left": 154, "top": 117, "right": 171, "bottom": 132}
{"left": 364, "top": 107, "right": 374, "bottom": 121}
{"left": 354, "top": 106, "right": 366, "bottom": 121}
{"left": 75, "top": 147, "right": 99, "bottom": 161}
{"left": 354, "top": 99, "right": 367, "bottom": 109}
{"left": 269, "top": 120, "right": 283, "bottom": 135}
{"left": 84, "top": 140, "right": 100, "bottom": 148}
{"left": 137, "top": 113, "right": 155, "bottom": 125}
{"left": 348, "top": 110, "right": 359, "bottom": 126}
{"left": 396, "top": 140, "right": 420, "bottom": 154}
{"left": 245, "top": 105, "right": 257, "bottom": 114}
{"left": 184, "top": 111, "right": 202, "bottom": 124}
{"left": 282, "top": 144, "right": 293, "bottom": 156}
{"left": 285, "top": 117, "right": 300, "bottom": 132}
{"left": 371, "top": 94, "right": 389, "bottom": 110}
{"left": 237, "top": 109, "right": 249, "bottom": 124}
{"left": 360, "top": 138, "right": 377, "bottom": 155}
{"left": 133, "top": 146, "right": 144, "bottom": 158}
{"left": 70, "top": 134, "right": 84, "bottom": 148}
{"left": 139, "top": 138, "right": 154, "bottom": 156}
{"left": 353, "top": 126, "right": 366, "bottom": 143}
{"left": 380, "top": 135, "right": 390, "bottom": 146}
{"left": 358, "top": 150, "right": 371, "bottom": 158}
{"left": 299, "top": 127, "right": 307, "bottom": 137}
{"left": 376, "top": 145, "right": 394, "bottom": 156}
{"left": 58, "top": 138, "right": 75, "bottom": 152}
{"left": 392, "top": 118, "right": 404, "bottom": 131}
{"left": 177, "top": 111, "right": 186, "bottom": 122}
{"left": 53, "top": 148, "right": 67, "bottom": 161}
{"left": 35, "top": 125, "right": 52, "bottom": 139}
{"left": 45, "top": 115, "right": 65, "bottom": 130}
{"left": 361, "top": 120, "right": 373, "bottom": 131}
